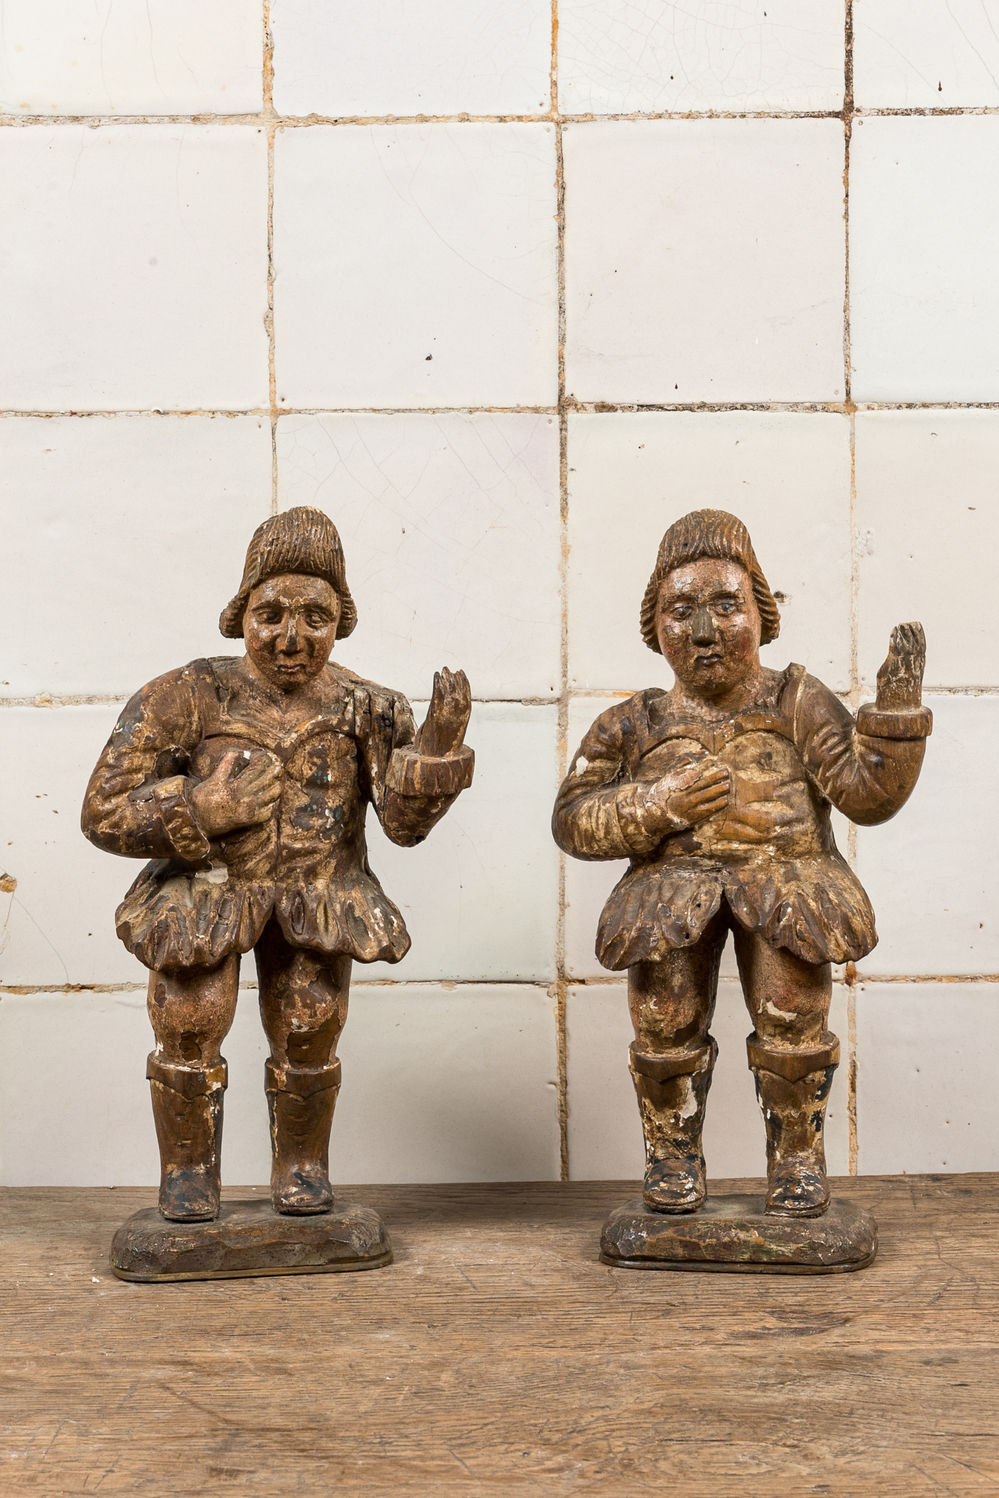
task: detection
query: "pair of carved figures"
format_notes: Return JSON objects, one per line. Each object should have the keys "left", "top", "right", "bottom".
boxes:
{"left": 82, "top": 506, "right": 928, "bottom": 1233}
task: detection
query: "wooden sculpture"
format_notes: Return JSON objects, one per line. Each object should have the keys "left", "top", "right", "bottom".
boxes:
{"left": 83, "top": 507, "right": 473, "bottom": 1280}
{"left": 553, "top": 510, "right": 929, "bottom": 1272}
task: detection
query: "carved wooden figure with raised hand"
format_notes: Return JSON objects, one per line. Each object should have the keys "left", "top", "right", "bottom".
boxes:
{"left": 553, "top": 510, "right": 930, "bottom": 1272}
{"left": 83, "top": 507, "right": 473, "bottom": 1280}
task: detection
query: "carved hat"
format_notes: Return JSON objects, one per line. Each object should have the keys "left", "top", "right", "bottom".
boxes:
{"left": 219, "top": 506, "right": 357, "bottom": 640}
{"left": 640, "top": 508, "right": 780, "bottom": 653}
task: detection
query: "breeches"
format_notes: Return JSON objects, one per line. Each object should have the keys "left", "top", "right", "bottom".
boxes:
{"left": 145, "top": 918, "right": 350, "bottom": 1069}
{"left": 628, "top": 905, "right": 832, "bottom": 1053}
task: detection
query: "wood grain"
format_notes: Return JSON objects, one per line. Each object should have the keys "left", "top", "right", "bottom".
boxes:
{"left": 2, "top": 1175, "right": 998, "bottom": 1495}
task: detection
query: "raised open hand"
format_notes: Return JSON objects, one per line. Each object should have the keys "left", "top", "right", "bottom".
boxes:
{"left": 414, "top": 667, "right": 472, "bottom": 758}
{"left": 875, "top": 622, "right": 926, "bottom": 713}
{"left": 189, "top": 748, "right": 282, "bottom": 839}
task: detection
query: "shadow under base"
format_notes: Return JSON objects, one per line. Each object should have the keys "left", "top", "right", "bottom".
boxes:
{"left": 600, "top": 1193, "right": 877, "bottom": 1274}
{"left": 110, "top": 1197, "right": 393, "bottom": 1282}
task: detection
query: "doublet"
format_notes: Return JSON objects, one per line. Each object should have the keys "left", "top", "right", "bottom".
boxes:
{"left": 553, "top": 665, "right": 931, "bottom": 970}
{"left": 82, "top": 657, "right": 474, "bottom": 972}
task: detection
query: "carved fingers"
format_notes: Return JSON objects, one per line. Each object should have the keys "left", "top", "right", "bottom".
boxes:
{"left": 189, "top": 748, "right": 282, "bottom": 838}
{"left": 876, "top": 620, "right": 926, "bottom": 712}
{"left": 666, "top": 763, "right": 732, "bottom": 826}
{"left": 415, "top": 667, "right": 472, "bottom": 758}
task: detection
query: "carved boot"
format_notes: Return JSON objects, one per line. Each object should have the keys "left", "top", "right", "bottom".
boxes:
{"left": 147, "top": 1053, "right": 227, "bottom": 1222}
{"left": 630, "top": 1039, "right": 716, "bottom": 1213}
{"left": 748, "top": 1034, "right": 840, "bottom": 1218}
{"left": 265, "top": 1059, "right": 340, "bottom": 1215}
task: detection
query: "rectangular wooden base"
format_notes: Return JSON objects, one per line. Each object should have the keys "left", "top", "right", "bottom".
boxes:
{"left": 600, "top": 1193, "right": 877, "bottom": 1273}
{"left": 110, "top": 1197, "right": 392, "bottom": 1282}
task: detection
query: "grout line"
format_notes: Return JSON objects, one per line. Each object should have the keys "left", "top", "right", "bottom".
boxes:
{"left": 844, "top": 0, "right": 860, "bottom": 1175}
{"left": 264, "top": 1, "right": 279, "bottom": 516}
{"left": 7, "top": 973, "right": 992, "bottom": 998}
{"left": 8, "top": 106, "right": 999, "bottom": 129}
{"left": 6, "top": 401, "right": 999, "bottom": 420}
{"left": 3, "top": 684, "right": 995, "bottom": 711}
{"left": 552, "top": 0, "right": 570, "bottom": 1186}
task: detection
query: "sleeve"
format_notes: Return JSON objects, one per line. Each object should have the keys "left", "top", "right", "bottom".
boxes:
{"left": 552, "top": 700, "right": 690, "bottom": 861}
{"left": 356, "top": 687, "right": 474, "bottom": 849}
{"left": 794, "top": 673, "right": 931, "bottom": 827}
{"left": 80, "top": 665, "right": 212, "bottom": 864}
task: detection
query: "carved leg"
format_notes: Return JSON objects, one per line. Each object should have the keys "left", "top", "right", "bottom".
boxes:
{"left": 255, "top": 922, "right": 350, "bottom": 1216}
{"left": 627, "top": 912, "right": 728, "bottom": 1214}
{"left": 631, "top": 1039, "right": 717, "bottom": 1212}
{"left": 748, "top": 1036, "right": 840, "bottom": 1217}
{"left": 145, "top": 956, "right": 239, "bottom": 1222}
{"left": 733, "top": 928, "right": 836, "bottom": 1218}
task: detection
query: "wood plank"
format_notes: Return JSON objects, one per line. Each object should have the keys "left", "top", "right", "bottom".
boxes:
{"left": 2, "top": 1176, "right": 998, "bottom": 1494}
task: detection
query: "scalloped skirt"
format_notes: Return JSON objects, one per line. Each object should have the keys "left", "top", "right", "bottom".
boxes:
{"left": 596, "top": 854, "right": 877, "bottom": 971}
{"left": 116, "top": 862, "right": 411, "bottom": 972}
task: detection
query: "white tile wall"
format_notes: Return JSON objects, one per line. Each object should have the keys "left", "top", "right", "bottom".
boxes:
{"left": 363, "top": 704, "right": 560, "bottom": 983}
{"left": 566, "top": 411, "right": 853, "bottom": 694}
{"left": 566, "top": 981, "right": 850, "bottom": 1181}
{"left": 273, "top": 124, "right": 558, "bottom": 409}
{"left": 856, "top": 409, "right": 999, "bottom": 694}
{"left": 277, "top": 412, "right": 560, "bottom": 700}
{"left": 558, "top": 0, "right": 845, "bottom": 115}
{"left": 0, "top": 125, "right": 270, "bottom": 412}
{"left": 0, "top": 705, "right": 145, "bottom": 988}
{"left": 563, "top": 119, "right": 846, "bottom": 404}
{"left": 854, "top": 0, "right": 999, "bottom": 109}
{"left": 3, "top": 9, "right": 994, "bottom": 1186}
{"left": 856, "top": 696, "right": 999, "bottom": 978}
{"left": 1, "top": 415, "right": 270, "bottom": 699}
{"left": 856, "top": 983, "right": 999, "bottom": 1174}
{"left": 0, "top": 1, "right": 264, "bottom": 116}
{"left": 850, "top": 116, "right": 999, "bottom": 402}
{"left": 272, "top": 0, "right": 553, "bottom": 118}
{"left": 0, "top": 984, "right": 560, "bottom": 1186}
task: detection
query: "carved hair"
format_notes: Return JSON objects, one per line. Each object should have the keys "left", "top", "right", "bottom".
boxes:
{"left": 640, "top": 509, "right": 780, "bottom": 653}
{"left": 219, "top": 506, "right": 357, "bottom": 640}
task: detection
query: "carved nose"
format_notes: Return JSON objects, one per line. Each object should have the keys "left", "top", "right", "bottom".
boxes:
{"left": 690, "top": 607, "right": 718, "bottom": 645}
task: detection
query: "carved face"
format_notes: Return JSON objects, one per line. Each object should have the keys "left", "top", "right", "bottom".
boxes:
{"left": 243, "top": 573, "right": 341, "bottom": 692}
{"left": 656, "top": 558, "right": 762, "bottom": 699}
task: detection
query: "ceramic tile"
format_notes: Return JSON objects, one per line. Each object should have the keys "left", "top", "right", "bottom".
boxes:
{"left": 855, "top": 696, "right": 999, "bottom": 977}
{"left": 850, "top": 116, "right": 999, "bottom": 402}
{"left": 566, "top": 411, "right": 852, "bottom": 694}
{"left": 363, "top": 704, "right": 559, "bottom": 982}
{"left": 277, "top": 412, "right": 560, "bottom": 700}
{"left": 856, "top": 410, "right": 999, "bottom": 693}
{"left": 566, "top": 981, "right": 849, "bottom": 1180}
{"left": 0, "top": 985, "right": 559, "bottom": 1186}
{"left": 559, "top": 0, "right": 845, "bottom": 115}
{"left": 0, "top": 126, "right": 269, "bottom": 411}
{"left": 0, "top": 1, "right": 263, "bottom": 116}
{"left": 272, "top": 0, "right": 552, "bottom": 118}
{"left": 0, "top": 706, "right": 153, "bottom": 986}
{"left": 856, "top": 982, "right": 999, "bottom": 1174}
{"left": 273, "top": 124, "right": 558, "bottom": 409}
{"left": 563, "top": 119, "right": 845, "bottom": 404}
{"left": 1, "top": 415, "right": 270, "bottom": 700}
{"left": 854, "top": 0, "right": 999, "bottom": 109}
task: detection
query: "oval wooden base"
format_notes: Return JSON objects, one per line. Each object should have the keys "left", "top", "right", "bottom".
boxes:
{"left": 110, "top": 1197, "right": 392, "bottom": 1282}
{"left": 600, "top": 1193, "right": 877, "bottom": 1274}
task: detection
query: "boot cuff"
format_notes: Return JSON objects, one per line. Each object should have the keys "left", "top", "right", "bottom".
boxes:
{"left": 630, "top": 1038, "right": 716, "bottom": 1082}
{"left": 146, "top": 1054, "right": 227, "bottom": 1097}
{"left": 747, "top": 1034, "right": 839, "bottom": 1083}
{"left": 265, "top": 1059, "right": 342, "bottom": 1097}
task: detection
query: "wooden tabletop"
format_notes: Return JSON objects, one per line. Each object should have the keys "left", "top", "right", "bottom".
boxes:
{"left": 3, "top": 1176, "right": 998, "bottom": 1495}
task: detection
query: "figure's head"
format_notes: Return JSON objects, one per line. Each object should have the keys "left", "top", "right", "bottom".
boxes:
{"left": 220, "top": 507, "right": 356, "bottom": 692}
{"left": 640, "top": 510, "right": 780, "bottom": 699}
